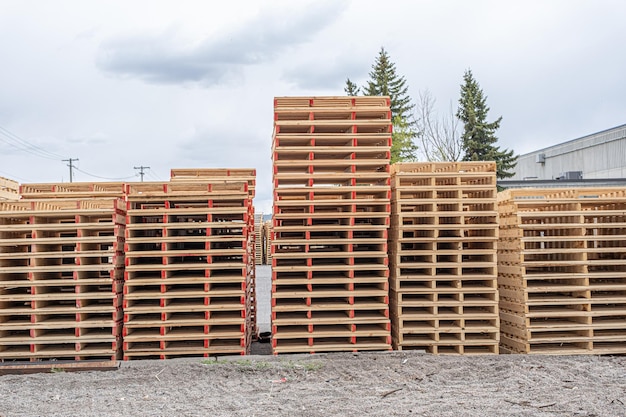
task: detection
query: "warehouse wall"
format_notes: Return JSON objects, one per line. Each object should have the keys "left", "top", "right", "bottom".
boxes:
{"left": 511, "top": 124, "right": 626, "bottom": 180}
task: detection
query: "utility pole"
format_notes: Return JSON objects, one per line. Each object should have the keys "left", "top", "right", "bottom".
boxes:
{"left": 63, "top": 158, "right": 79, "bottom": 183}
{"left": 134, "top": 165, "right": 150, "bottom": 182}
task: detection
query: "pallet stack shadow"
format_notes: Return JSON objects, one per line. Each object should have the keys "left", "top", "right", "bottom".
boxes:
{"left": 0, "top": 198, "right": 125, "bottom": 361}
{"left": 122, "top": 180, "right": 255, "bottom": 359}
{"left": 271, "top": 96, "right": 392, "bottom": 354}
{"left": 389, "top": 162, "right": 500, "bottom": 354}
{"left": 498, "top": 187, "right": 626, "bottom": 354}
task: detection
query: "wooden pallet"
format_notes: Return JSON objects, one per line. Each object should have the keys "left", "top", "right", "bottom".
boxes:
{"left": 272, "top": 326, "right": 391, "bottom": 355}
{"left": 122, "top": 321, "right": 252, "bottom": 360}
{"left": 498, "top": 187, "right": 626, "bottom": 354}
{"left": 389, "top": 162, "right": 499, "bottom": 354}
{"left": 19, "top": 182, "right": 126, "bottom": 199}
{"left": 170, "top": 168, "right": 256, "bottom": 198}
{"left": 0, "top": 198, "right": 125, "bottom": 361}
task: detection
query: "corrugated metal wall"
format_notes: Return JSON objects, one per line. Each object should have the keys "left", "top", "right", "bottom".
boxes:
{"left": 512, "top": 124, "right": 626, "bottom": 180}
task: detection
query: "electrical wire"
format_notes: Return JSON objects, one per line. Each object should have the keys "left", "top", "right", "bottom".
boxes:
{"left": 0, "top": 125, "right": 65, "bottom": 161}
{"left": 0, "top": 125, "right": 157, "bottom": 183}
{"left": 146, "top": 170, "right": 162, "bottom": 181}
{"left": 0, "top": 169, "right": 33, "bottom": 183}
{"left": 0, "top": 125, "right": 66, "bottom": 158}
{"left": 73, "top": 166, "right": 137, "bottom": 181}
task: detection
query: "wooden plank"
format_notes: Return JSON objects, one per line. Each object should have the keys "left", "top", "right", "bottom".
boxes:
{"left": 124, "top": 248, "right": 244, "bottom": 258}
{"left": 123, "top": 289, "right": 246, "bottom": 299}
{"left": 123, "top": 329, "right": 246, "bottom": 342}
{"left": 0, "top": 319, "right": 119, "bottom": 330}
{"left": 0, "top": 334, "right": 117, "bottom": 344}
{"left": 0, "top": 305, "right": 119, "bottom": 315}
{"left": 274, "top": 96, "right": 389, "bottom": 108}
{"left": 0, "top": 277, "right": 119, "bottom": 287}
{"left": 124, "top": 317, "right": 246, "bottom": 327}
{"left": 0, "top": 292, "right": 119, "bottom": 302}
{"left": 0, "top": 360, "right": 119, "bottom": 375}
{"left": 122, "top": 304, "right": 247, "bottom": 314}
{"left": 392, "top": 161, "right": 496, "bottom": 175}
{"left": 124, "top": 263, "right": 246, "bottom": 272}
{"left": 0, "top": 263, "right": 120, "bottom": 274}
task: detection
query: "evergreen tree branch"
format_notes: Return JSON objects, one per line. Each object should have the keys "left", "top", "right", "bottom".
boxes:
{"left": 457, "top": 69, "right": 518, "bottom": 178}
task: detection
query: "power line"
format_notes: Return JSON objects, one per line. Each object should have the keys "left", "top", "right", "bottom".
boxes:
{"left": 0, "top": 131, "right": 62, "bottom": 161}
{"left": 134, "top": 166, "right": 150, "bottom": 182}
{"left": 63, "top": 158, "right": 79, "bottom": 183}
{"left": 146, "top": 170, "right": 161, "bottom": 181}
{"left": 0, "top": 169, "right": 33, "bottom": 183}
{"left": 0, "top": 125, "right": 65, "bottom": 160}
{"left": 0, "top": 125, "right": 150, "bottom": 183}
{"left": 0, "top": 126, "right": 64, "bottom": 158}
{"left": 73, "top": 166, "right": 136, "bottom": 181}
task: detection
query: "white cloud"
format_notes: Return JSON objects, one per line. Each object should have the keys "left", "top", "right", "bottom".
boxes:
{"left": 96, "top": 1, "right": 347, "bottom": 86}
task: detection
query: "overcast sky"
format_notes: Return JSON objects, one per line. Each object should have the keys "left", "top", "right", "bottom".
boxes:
{"left": 1, "top": 0, "right": 624, "bottom": 212}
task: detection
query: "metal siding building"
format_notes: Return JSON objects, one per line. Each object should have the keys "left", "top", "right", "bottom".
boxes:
{"left": 511, "top": 124, "right": 626, "bottom": 180}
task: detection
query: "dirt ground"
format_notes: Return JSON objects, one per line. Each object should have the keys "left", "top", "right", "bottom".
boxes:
{"left": 0, "top": 351, "right": 624, "bottom": 417}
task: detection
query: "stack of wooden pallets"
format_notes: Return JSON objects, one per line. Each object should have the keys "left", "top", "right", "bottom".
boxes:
{"left": 271, "top": 96, "right": 393, "bottom": 354}
{"left": 498, "top": 187, "right": 626, "bottom": 354}
{"left": 254, "top": 213, "right": 264, "bottom": 265}
{"left": 0, "top": 176, "right": 19, "bottom": 201}
{"left": 122, "top": 181, "right": 254, "bottom": 359}
{"left": 0, "top": 198, "right": 125, "bottom": 361}
{"left": 171, "top": 168, "right": 258, "bottom": 340}
{"left": 389, "top": 162, "right": 500, "bottom": 354}
{"left": 263, "top": 220, "right": 272, "bottom": 265}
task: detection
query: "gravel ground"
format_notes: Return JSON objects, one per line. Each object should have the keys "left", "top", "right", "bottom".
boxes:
{"left": 1, "top": 352, "right": 625, "bottom": 417}
{"left": 2, "top": 266, "right": 624, "bottom": 416}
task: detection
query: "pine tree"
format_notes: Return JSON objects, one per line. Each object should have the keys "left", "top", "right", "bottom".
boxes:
{"left": 364, "top": 47, "right": 415, "bottom": 119}
{"left": 391, "top": 114, "right": 418, "bottom": 163}
{"left": 363, "top": 47, "right": 417, "bottom": 163}
{"left": 456, "top": 69, "right": 517, "bottom": 178}
{"left": 344, "top": 78, "right": 360, "bottom": 96}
